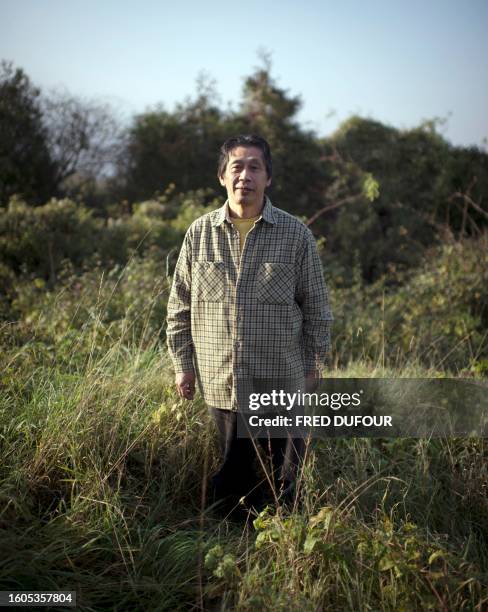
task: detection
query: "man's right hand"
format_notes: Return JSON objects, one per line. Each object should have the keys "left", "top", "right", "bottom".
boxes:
{"left": 175, "top": 371, "right": 196, "bottom": 400}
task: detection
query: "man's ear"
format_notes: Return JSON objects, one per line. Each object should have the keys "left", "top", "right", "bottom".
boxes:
{"left": 266, "top": 176, "right": 272, "bottom": 188}
{"left": 218, "top": 174, "right": 225, "bottom": 186}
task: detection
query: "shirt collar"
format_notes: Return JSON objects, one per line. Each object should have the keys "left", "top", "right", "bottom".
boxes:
{"left": 211, "top": 195, "right": 277, "bottom": 227}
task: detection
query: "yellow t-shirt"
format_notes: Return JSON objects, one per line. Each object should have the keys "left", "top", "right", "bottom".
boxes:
{"left": 231, "top": 215, "right": 260, "bottom": 254}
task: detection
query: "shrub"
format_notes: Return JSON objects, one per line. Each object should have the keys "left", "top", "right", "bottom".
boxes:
{"left": 328, "top": 233, "right": 488, "bottom": 372}
{"left": 0, "top": 197, "right": 99, "bottom": 282}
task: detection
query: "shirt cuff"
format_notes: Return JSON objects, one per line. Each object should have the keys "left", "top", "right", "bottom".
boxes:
{"left": 171, "top": 353, "right": 195, "bottom": 374}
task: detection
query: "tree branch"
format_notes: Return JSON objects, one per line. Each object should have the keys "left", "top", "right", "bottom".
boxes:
{"left": 305, "top": 193, "right": 363, "bottom": 227}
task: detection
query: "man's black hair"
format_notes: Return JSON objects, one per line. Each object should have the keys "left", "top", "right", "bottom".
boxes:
{"left": 217, "top": 134, "right": 272, "bottom": 179}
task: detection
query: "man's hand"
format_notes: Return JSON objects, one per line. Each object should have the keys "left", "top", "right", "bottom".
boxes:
{"left": 305, "top": 371, "right": 320, "bottom": 393}
{"left": 175, "top": 371, "right": 196, "bottom": 400}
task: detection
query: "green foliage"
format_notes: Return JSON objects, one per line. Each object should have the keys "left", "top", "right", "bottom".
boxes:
{"left": 205, "top": 545, "right": 239, "bottom": 582}
{"left": 4, "top": 60, "right": 488, "bottom": 288}
{"left": 2, "top": 190, "right": 486, "bottom": 376}
{"left": 0, "top": 334, "right": 216, "bottom": 607}
{"left": 327, "top": 232, "right": 488, "bottom": 371}
{"left": 323, "top": 116, "right": 487, "bottom": 283}
{"left": 241, "top": 506, "right": 483, "bottom": 610}
{"left": 165, "top": 187, "right": 221, "bottom": 232}
{"left": 0, "top": 197, "right": 98, "bottom": 282}
{"left": 0, "top": 62, "right": 123, "bottom": 210}
{"left": 438, "top": 145, "right": 488, "bottom": 237}
{"left": 203, "top": 455, "right": 486, "bottom": 610}
{"left": 0, "top": 61, "right": 57, "bottom": 206}
{"left": 113, "top": 56, "right": 331, "bottom": 219}
{"left": 8, "top": 257, "right": 170, "bottom": 358}
{"left": 363, "top": 172, "right": 380, "bottom": 202}
{"left": 239, "top": 55, "right": 329, "bottom": 219}
{"left": 1, "top": 255, "right": 487, "bottom": 609}
{"left": 0, "top": 189, "right": 221, "bottom": 295}
{"left": 1, "top": 57, "right": 487, "bottom": 610}
{"left": 116, "top": 75, "right": 237, "bottom": 202}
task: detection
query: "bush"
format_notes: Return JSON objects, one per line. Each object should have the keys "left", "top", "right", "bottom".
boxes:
{"left": 0, "top": 197, "right": 99, "bottom": 282}
{"left": 8, "top": 256, "right": 170, "bottom": 363}
{"left": 0, "top": 189, "right": 222, "bottom": 286}
{"left": 328, "top": 233, "right": 488, "bottom": 372}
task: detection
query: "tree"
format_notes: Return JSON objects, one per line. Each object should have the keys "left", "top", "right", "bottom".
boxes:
{"left": 114, "top": 58, "right": 331, "bottom": 215}
{"left": 115, "top": 73, "right": 235, "bottom": 203}
{"left": 439, "top": 146, "right": 488, "bottom": 238}
{"left": 41, "top": 90, "right": 124, "bottom": 197}
{"left": 0, "top": 61, "right": 57, "bottom": 206}
{"left": 239, "top": 53, "right": 328, "bottom": 218}
{"left": 0, "top": 62, "right": 123, "bottom": 208}
{"left": 325, "top": 116, "right": 453, "bottom": 281}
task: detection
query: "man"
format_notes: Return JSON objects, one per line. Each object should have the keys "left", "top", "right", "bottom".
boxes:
{"left": 166, "top": 134, "right": 332, "bottom": 512}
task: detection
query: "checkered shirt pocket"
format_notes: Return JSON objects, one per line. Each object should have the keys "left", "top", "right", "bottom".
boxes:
{"left": 257, "top": 263, "right": 294, "bottom": 304}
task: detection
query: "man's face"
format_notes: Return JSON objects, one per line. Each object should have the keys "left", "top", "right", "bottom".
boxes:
{"left": 219, "top": 146, "right": 271, "bottom": 209}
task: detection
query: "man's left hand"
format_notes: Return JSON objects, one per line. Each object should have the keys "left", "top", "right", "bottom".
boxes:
{"left": 175, "top": 371, "right": 196, "bottom": 400}
{"left": 305, "top": 371, "right": 320, "bottom": 392}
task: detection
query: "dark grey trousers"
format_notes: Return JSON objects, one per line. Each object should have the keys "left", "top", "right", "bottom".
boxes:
{"left": 209, "top": 407, "right": 306, "bottom": 507}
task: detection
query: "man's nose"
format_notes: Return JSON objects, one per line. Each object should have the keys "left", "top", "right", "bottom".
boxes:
{"left": 238, "top": 166, "right": 251, "bottom": 180}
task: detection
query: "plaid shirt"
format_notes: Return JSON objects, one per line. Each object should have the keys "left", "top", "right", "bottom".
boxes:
{"left": 166, "top": 196, "right": 333, "bottom": 410}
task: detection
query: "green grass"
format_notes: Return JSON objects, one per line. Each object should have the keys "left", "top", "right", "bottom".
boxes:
{"left": 1, "top": 258, "right": 487, "bottom": 610}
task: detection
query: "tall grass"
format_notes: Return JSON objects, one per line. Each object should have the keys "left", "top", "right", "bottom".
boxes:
{"left": 1, "top": 260, "right": 487, "bottom": 610}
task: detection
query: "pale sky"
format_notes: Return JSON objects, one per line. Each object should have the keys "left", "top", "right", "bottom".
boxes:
{"left": 1, "top": 0, "right": 487, "bottom": 149}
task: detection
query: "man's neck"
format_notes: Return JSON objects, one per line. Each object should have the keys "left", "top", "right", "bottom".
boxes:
{"left": 227, "top": 197, "right": 265, "bottom": 219}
